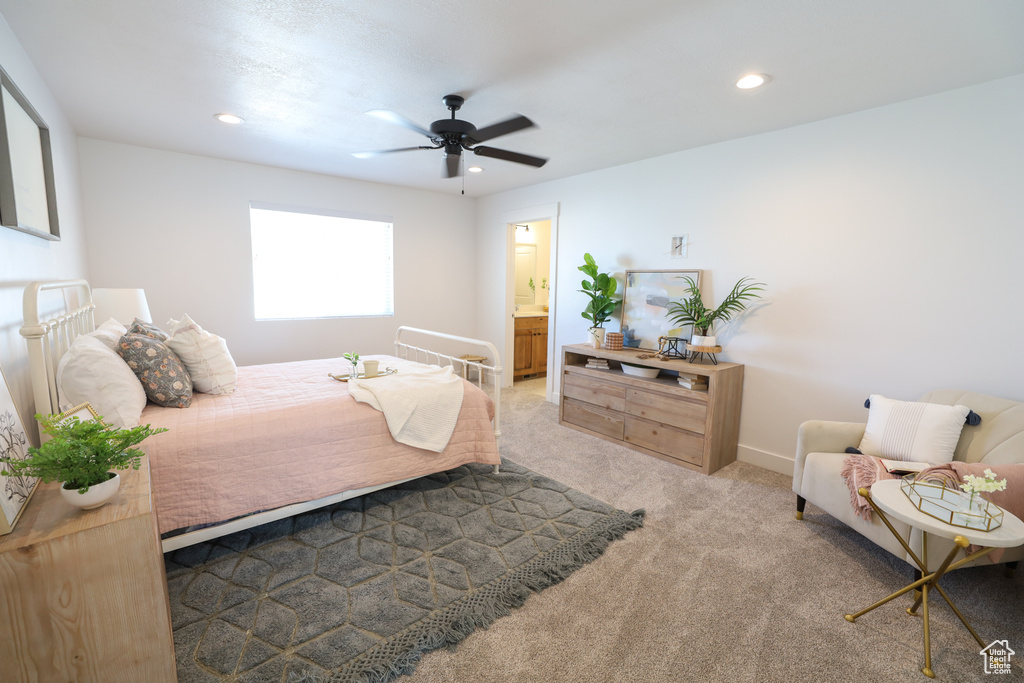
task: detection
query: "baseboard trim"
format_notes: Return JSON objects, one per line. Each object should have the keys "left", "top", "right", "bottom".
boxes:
{"left": 737, "top": 445, "right": 794, "bottom": 477}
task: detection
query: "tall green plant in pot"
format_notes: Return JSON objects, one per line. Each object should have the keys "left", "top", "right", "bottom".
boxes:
{"left": 0, "top": 414, "right": 167, "bottom": 510}
{"left": 578, "top": 253, "right": 620, "bottom": 348}
{"left": 667, "top": 276, "right": 765, "bottom": 347}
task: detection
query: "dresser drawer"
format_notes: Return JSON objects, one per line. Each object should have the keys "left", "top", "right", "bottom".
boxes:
{"left": 624, "top": 416, "right": 704, "bottom": 466}
{"left": 563, "top": 373, "right": 626, "bottom": 412}
{"left": 563, "top": 398, "right": 625, "bottom": 440}
{"left": 514, "top": 316, "right": 547, "bottom": 330}
{"left": 625, "top": 388, "right": 706, "bottom": 434}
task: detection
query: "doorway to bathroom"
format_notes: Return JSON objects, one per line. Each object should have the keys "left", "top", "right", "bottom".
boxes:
{"left": 502, "top": 202, "right": 558, "bottom": 403}
{"left": 512, "top": 221, "right": 551, "bottom": 383}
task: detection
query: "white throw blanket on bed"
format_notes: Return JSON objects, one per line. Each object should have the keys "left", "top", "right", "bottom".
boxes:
{"left": 348, "top": 365, "right": 465, "bottom": 452}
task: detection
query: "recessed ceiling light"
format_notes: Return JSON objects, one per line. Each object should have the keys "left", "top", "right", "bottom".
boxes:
{"left": 467, "top": 166, "right": 484, "bottom": 173}
{"left": 736, "top": 74, "right": 769, "bottom": 89}
{"left": 215, "top": 113, "right": 244, "bottom": 124}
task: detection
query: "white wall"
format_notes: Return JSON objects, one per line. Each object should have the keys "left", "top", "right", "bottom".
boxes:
{"left": 477, "top": 74, "right": 1024, "bottom": 474}
{"left": 0, "top": 14, "right": 89, "bottom": 436}
{"left": 78, "top": 140, "right": 479, "bottom": 366}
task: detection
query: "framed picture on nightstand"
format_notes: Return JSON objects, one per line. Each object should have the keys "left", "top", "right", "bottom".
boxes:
{"left": 0, "top": 363, "right": 38, "bottom": 535}
{"left": 57, "top": 401, "right": 100, "bottom": 424}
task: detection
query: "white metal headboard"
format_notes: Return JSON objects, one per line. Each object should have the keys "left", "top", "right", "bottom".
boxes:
{"left": 20, "top": 279, "right": 96, "bottom": 419}
{"left": 394, "top": 325, "right": 503, "bottom": 449}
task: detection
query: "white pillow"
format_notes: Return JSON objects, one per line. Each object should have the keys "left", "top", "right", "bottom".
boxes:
{"left": 164, "top": 314, "right": 237, "bottom": 394}
{"left": 84, "top": 317, "right": 127, "bottom": 351}
{"left": 858, "top": 394, "right": 971, "bottom": 464}
{"left": 56, "top": 335, "right": 146, "bottom": 428}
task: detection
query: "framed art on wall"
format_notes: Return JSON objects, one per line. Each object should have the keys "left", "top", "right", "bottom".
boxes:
{"left": 0, "top": 363, "right": 38, "bottom": 535}
{"left": 0, "top": 65, "right": 60, "bottom": 241}
{"left": 620, "top": 269, "right": 701, "bottom": 350}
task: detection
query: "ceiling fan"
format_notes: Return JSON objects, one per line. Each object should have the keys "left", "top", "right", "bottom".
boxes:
{"left": 353, "top": 94, "right": 548, "bottom": 178}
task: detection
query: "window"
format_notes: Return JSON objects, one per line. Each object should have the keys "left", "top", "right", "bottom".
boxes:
{"left": 249, "top": 204, "right": 394, "bottom": 320}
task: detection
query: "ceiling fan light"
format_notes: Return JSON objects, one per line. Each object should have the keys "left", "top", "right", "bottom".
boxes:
{"left": 736, "top": 74, "right": 769, "bottom": 89}
{"left": 215, "top": 113, "right": 244, "bottom": 124}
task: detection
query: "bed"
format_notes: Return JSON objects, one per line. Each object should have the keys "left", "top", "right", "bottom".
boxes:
{"left": 20, "top": 279, "right": 503, "bottom": 552}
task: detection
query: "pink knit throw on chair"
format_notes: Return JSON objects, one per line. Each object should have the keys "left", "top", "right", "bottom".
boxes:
{"left": 840, "top": 454, "right": 898, "bottom": 521}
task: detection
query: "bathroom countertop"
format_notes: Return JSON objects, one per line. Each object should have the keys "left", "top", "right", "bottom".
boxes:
{"left": 513, "top": 311, "right": 549, "bottom": 318}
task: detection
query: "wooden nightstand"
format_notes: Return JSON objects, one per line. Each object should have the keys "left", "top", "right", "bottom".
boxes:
{"left": 0, "top": 455, "right": 176, "bottom": 682}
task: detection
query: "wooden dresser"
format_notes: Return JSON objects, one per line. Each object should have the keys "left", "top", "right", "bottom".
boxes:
{"left": 559, "top": 344, "right": 743, "bottom": 474}
{"left": 0, "top": 455, "right": 176, "bottom": 682}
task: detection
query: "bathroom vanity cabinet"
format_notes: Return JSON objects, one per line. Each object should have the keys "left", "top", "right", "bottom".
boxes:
{"left": 559, "top": 344, "right": 743, "bottom": 474}
{"left": 514, "top": 315, "right": 548, "bottom": 379}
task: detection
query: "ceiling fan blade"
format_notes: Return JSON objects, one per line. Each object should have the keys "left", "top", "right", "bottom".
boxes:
{"left": 472, "top": 145, "right": 548, "bottom": 168}
{"left": 444, "top": 153, "right": 461, "bottom": 178}
{"left": 365, "top": 109, "right": 434, "bottom": 138}
{"left": 466, "top": 115, "right": 535, "bottom": 144}
{"left": 351, "top": 146, "right": 432, "bottom": 159}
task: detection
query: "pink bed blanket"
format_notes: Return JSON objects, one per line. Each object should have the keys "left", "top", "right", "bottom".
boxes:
{"left": 140, "top": 356, "right": 500, "bottom": 533}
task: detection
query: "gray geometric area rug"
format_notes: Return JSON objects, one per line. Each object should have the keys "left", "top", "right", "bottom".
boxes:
{"left": 166, "top": 460, "right": 645, "bottom": 683}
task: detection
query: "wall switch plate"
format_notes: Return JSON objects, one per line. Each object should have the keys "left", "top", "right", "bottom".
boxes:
{"left": 671, "top": 234, "right": 688, "bottom": 258}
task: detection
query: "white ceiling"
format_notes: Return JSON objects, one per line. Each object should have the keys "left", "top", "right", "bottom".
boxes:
{"left": 2, "top": 0, "right": 1023, "bottom": 197}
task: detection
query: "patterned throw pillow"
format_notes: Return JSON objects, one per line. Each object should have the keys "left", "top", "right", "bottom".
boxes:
{"left": 128, "top": 318, "right": 169, "bottom": 341}
{"left": 117, "top": 333, "right": 193, "bottom": 408}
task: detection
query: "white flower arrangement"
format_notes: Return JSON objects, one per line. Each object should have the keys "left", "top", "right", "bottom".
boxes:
{"left": 961, "top": 468, "right": 1008, "bottom": 495}
{"left": 960, "top": 468, "right": 1007, "bottom": 509}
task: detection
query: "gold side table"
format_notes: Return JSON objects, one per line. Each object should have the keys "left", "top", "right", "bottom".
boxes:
{"left": 844, "top": 480, "right": 1024, "bottom": 678}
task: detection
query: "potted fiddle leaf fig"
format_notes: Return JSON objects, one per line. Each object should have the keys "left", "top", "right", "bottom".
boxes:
{"left": 578, "top": 253, "right": 621, "bottom": 348}
{"left": 667, "top": 276, "right": 765, "bottom": 347}
{"left": 0, "top": 414, "right": 167, "bottom": 510}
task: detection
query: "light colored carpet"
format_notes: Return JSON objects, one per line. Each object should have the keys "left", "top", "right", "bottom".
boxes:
{"left": 404, "top": 378, "right": 1023, "bottom": 683}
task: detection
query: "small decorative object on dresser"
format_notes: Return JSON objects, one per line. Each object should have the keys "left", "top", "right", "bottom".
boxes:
{"left": 604, "top": 331, "right": 624, "bottom": 350}
{"left": 656, "top": 335, "right": 687, "bottom": 359}
{"left": 0, "top": 410, "right": 167, "bottom": 511}
{"left": 578, "top": 253, "right": 620, "bottom": 348}
{"left": 686, "top": 342, "right": 724, "bottom": 365}
{"left": 620, "top": 362, "right": 660, "bottom": 378}
{"left": 0, "top": 363, "right": 35, "bottom": 535}
{"left": 677, "top": 373, "right": 708, "bottom": 391}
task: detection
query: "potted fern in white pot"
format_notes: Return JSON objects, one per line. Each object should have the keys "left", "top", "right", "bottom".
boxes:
{"left": 0, "top": 414, "right": 166, "bottom": 510}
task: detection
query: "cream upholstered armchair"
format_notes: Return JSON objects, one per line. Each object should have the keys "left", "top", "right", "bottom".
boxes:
{"left": 792, "top": 390, "right": 1024, "bottom": 572}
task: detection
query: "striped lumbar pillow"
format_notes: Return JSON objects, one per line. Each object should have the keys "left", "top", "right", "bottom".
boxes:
{"left": 858, "top": 394, "right": 971, "bottom": 464}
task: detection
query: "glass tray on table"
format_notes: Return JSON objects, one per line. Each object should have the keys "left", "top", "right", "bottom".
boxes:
{"left": 900, "top": 475, "right": 1003, "bottom": 532}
